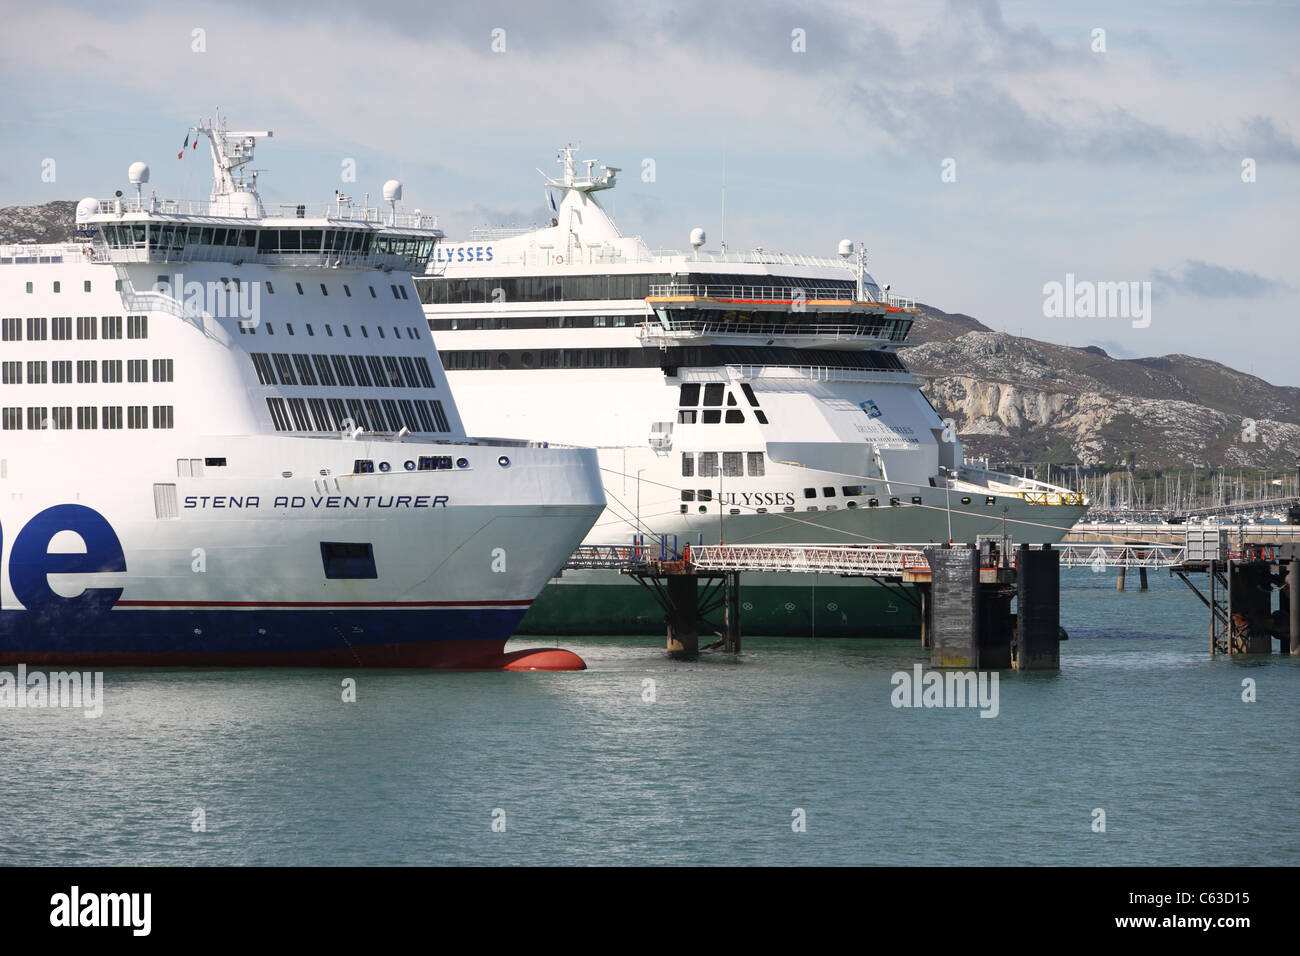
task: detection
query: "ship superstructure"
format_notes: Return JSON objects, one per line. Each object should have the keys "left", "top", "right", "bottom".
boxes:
{"left": 416, "top": 147, "right": 1086, "bottom": 637}
{"left": 0, "top": 117, "right": 604, "bottom": 667}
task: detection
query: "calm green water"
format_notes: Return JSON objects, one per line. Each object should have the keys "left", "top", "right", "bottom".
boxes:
{"left": 2, "top": 569, "right": 1296, "bottom": 866}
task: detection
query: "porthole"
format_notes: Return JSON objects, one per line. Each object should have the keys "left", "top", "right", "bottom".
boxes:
{"left": 699, "top": 505, "right": 707, "bottom": 514}
{"left": 847, "top": 500, "right": 858, "bottom": 509}
{"left": 911, "top": 496, "right": 923, "bottom": 505}
{"left": 379, "top": 461, "right": 391, "bottom": 473}
{"left": 868, "top": 498, "right": 878, "bottom": 507}
{"left": 498, "top": 456, "right": 510, "bottom": 468}
{"left": 404, "top": 460, "right": 416, "bottom": 471}
{"left": 960, "top": 496, "right": 971, "bottom": 505}
{"left": 457, "top": 458, "right": 469, "bottom": 469}
{"left": 521, "top": 352, "right": 534, "bottom": 368}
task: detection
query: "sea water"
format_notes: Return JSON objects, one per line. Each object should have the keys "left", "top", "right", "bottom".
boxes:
{"left": 1, "top": 569, "right": 1295, "bottom": 865}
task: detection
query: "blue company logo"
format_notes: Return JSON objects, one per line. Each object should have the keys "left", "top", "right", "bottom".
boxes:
{"left": 0, "top": 505, "right": 126, "bottom": 615}
{"left": 432, "top": 244, "right": 494, "bottom": 264}
{"left": 859, "top": 399, "right": 882, "bottom": 419}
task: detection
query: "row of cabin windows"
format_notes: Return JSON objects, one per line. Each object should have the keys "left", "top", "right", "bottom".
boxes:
{"left": 1, "top": 358, "right": 172, "bottom": 385}
{"left": 22, "top": 280, "right": 126, "bottom": 294}
{"left": 414, "top": 273, "right": 858, "bottom": 305}
{"left": 2, "top": 315, "right": 145, "bottom": 341}
{"left": 681, "top": 452, "right": 766, "bottom": 478}
{"left": 440, "top": 348, "right": 634, "bottom": 371}
{"left": 428, "top": 315, "right": 635, "bottom": 331}
{"left": 185, "top": 277, "right": 410, "bottom": 302}
{"left": 238, "top": 320, "right": 422, "bottom": 339}
{"left": 248, "top": 352, "right": 436, "bottom": 389}
{"left": 265, "top": 396, "right": 449, "bottom": 434}
{"left": 434, "top": 345, "right": 905, "bottom": 375}
{"left": 1, "top": 405, "right": 172, "bottom": 430}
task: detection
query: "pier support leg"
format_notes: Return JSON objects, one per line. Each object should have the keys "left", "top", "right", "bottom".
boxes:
{"left": 1228, "top": 561, "right": 1273, "bottom": 654}
{"left": 1116, "top": 568, "right": 1126, "bottom": 591}
{"left": 1290, "top": 560, "right": 1300, "bottom": 657}
{"left": 978, "top": 587, "right": 1014, "bottom": 670}
{"left": 924, "top": 547, "right": 980, "bottom": 669}
{"left": 1015, "top": 544, "right": 1061, "bottom": 671}
{"left": 724, "top": 571, "right": 741, "bottom": 654}
{"left": 665, "top": 576, "right": 699, "bottom": 658}
{"left": 1138, "top": 567, "right": 1148, "bottom": 590}
{"left": 919, "top": 584, "right": 931, "bottom": 649}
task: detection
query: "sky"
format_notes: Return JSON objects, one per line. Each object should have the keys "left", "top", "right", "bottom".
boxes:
{"left": 2, "top": 0, "right": 1297, "bottom": 385}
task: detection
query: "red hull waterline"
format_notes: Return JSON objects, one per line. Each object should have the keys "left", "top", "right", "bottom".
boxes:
{"left": 0, "top": 641, "right": 586, "bottom": 671}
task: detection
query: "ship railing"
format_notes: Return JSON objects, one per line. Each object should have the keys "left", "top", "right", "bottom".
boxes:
{"left": 91, "top": 197, "right": 438, "bottom": 229}
{"left": 87, "top": 243, "right": 427, "bottom": 271}
{"left": 650, "top": 283, "right": 861, "bottom": 301}
{"left": 0, "top": 243, "right": 92, "bottom": 264}
{"left": 702, "top": 364, "right": 912, "bottom": 384}
{"left": 638, "top": 320, "right": 900, "bottom": 344}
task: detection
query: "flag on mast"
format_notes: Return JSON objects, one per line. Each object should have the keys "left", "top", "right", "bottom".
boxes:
{"left": 178, "top": 132, "right": 189, "bottom": 159}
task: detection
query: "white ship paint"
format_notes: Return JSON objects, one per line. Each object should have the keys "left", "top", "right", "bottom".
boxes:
{"left": 416, "top": 146, "right": 1088, "bottom": 636}
{"left": 0, "top": 117, "right": 604, "bottom": 667}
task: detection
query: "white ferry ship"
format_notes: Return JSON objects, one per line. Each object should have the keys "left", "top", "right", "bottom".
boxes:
{"left": 416, "top": 147, "right": 1087, "bottom": 637}
{"left": 0, "top": 117, "right": 604, "bottom": 668}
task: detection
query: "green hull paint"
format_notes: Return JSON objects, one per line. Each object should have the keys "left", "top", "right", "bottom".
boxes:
{"left": 517, "top": 580, "right": 922, "bottom": 638}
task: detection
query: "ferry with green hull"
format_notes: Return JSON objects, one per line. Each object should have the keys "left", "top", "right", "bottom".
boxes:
{"left": 417, "top": 146, "right": 1088, "bottom": 637}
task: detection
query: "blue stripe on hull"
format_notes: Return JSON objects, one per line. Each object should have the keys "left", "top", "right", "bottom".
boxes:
{"left": 0, "top": 607, "right": 528, "bottom": 666}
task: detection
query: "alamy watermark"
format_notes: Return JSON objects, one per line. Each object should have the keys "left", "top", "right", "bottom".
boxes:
{"left": 153, "top": 272, "right": 261, "bottom": 327}
{"left": 891, "top": 664, "right": 999, "bottom": 718}
{"left": 0, "top": 664, "right": 104, "bottom": 718}
{"left": 1042, "top": 273, "right": 1151, "bottom": 328}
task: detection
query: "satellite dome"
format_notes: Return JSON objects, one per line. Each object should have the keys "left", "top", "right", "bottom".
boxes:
{"left": 75, "top": 198, "right": 99, "bottom": 221}
{"left": 128, "top": 162, "right": 150, "bottom": 185}
{"left": 382, "top": 179, "right": 403, "bottom": 201}
{"left": 838, "top": 239, "right": 854, "bottom": 259}
{"left": 689, "top": 227, "right": 706, "bottom": 249}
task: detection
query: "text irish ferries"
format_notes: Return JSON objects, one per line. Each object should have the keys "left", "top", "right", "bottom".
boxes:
{"left": 0, "top": 115, "right": 604, "bottom": 668}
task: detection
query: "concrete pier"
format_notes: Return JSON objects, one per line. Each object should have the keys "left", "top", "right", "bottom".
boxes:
{"left": 925, "top": 547, "right": 981, "bottom": 669}
{"left": 1116, "top": 567, "right": 1126, "bottom": 591}
{"left": 1138, "top": 567, "right": 1149, "bottom": 590}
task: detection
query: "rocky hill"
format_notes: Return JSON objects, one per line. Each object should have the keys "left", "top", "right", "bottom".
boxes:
{"left": 0, "top": 200, "right": 77, "bottom": 243}
{"left": 4, "top": 200, "right": 1297, "bottom": 469}
{"left": 901, "top": 305, "right": 1300, "bottom": 469}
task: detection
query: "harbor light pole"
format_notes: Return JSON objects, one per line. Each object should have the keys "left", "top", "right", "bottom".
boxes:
{"left": 636, "top": 468, "right": 645, "bottom": 543}
{"left": 943, "top": 467, "right": 954, "bottom": 544}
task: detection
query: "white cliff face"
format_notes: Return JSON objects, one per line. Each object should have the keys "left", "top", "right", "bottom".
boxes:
{"left": 901, "top": 330, "right": 1300, "bottom": 468}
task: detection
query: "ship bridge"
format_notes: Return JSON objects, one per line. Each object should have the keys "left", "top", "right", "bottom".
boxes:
{"left": 80, "top": 111, "right": 441, "bottom": 274}
{"left": 642, "top": 281, "right": 919, "bottom": 350}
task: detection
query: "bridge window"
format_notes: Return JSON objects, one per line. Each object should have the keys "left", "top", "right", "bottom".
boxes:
{"left": 702, "top": 410, "right": 721, "bottom": 424}
{"left": 722, "top": 452, "right": 742, "bottom": 477}
{"left": 697, "top": 452, "right": 718, "bottom": 478}
{"left": 681, "top": 454, "right": 694, "bottom": 477}
{"left": 702, "top": 383, "right": 724, "bottom": 406}
{"left": 747, "top": 453, "right": 765, "bottom": 477}
{"left": 725, "top": 410, "right": 744, "bottom": 423}
{"left": 677, "top": 410, "right": 697, "bottom": 424}
{"left": 822, "top": 487, "right": 836, "bottom": 497}
{"left": 679, "top": 383, "right": 700, "bottom": 406}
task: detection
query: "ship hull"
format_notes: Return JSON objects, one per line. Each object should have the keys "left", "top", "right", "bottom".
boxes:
{"left": 520, "top": 572, "right": 922, "bottom": 638}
